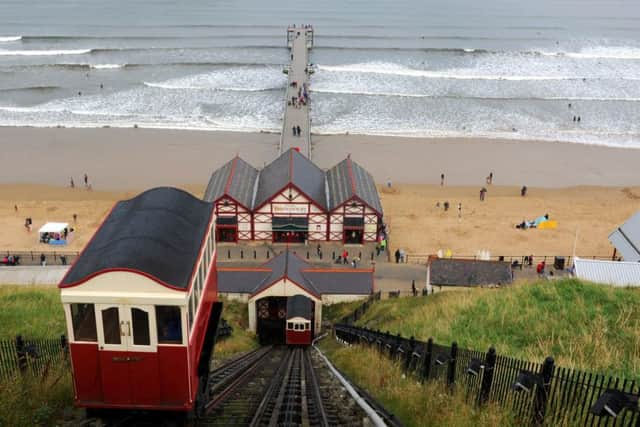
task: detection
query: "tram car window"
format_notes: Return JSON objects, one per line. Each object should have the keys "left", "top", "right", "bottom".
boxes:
{"left": 70, "top": 303, "right": 97, "bottom": 342}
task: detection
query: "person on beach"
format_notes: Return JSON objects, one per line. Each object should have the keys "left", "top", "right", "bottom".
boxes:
{"left": 70, "top": 177, "right": 75, "bottom": 188}
{"left": 480, "top": 187, "right": 487, "bottom": 201}
{"left": 487, "top": 172, "right": 493, "bottom": 185}
{"left": 84, "top": 173, "right": 88, "bottom": 187}
{"left": 14, "top": 205, "right": 17, "bottom": 212}
{"left": 441, "top": 173, "right": 445, "bottom": 186}
{"left": 73, "top": 213, "right": 77, "bottom": 223}
{"left": 458, "top": 202, "right": 462, "bottom": 218}
{"left": 521, "top": 186, "right": 527, "bottom": 197}
{"left": 444, "top": 201, "right": 449, "bottom": 211}
{"left": 386, "top": 179, "right": 392, "bottom": 188}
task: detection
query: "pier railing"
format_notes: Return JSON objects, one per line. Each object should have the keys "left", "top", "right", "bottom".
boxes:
{"left": 335, "top": 325, "right": 640, "bottom": 426}
{"left": 404, "top": 253, "right": 611, "bottom": 268}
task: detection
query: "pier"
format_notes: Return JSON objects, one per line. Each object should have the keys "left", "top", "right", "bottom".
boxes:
{"left": 280, "top": 25, "right": 314, "bottom": 158}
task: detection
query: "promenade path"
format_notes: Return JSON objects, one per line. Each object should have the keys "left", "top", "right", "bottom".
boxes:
{"left": 280, "top": 26, "right": 313, "bottom": 158}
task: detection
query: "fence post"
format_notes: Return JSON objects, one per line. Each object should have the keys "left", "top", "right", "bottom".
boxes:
{"left": 421, "top": 337, "right": 433, "bottom": 381}
{"left": 254, "top": 250, "right": 257, "bottom": 259}
{"left": 240, "top": 250, "right": 243, "bottom": 259}
{"left": 533, "top": 356, "right": 554, "bottom": 426}
{"left": 479, "top": 347, "right": 496, "bottom": 405}
{"left": 447, "top": 342, "right": 457, "bottom": 389}
{"left": 404, "top": 336, "right": 415, "bottom": 371}
{"left": 16, "top": 335, "right": 27, "bottom": 375}
{"left": 227, "top": 249, "right": 231, "bottom": 259}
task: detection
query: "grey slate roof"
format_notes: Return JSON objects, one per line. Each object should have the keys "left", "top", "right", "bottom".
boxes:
{"left": 428, "top": 258, "right": 513, "bottom": 287}
{"left": 203, "top": 157, "right": 258, "bottom": 209}
{"left": 217, "top": 251, "right": 373, "bottom": 296}
{"left": 61, "top": 187, "right": 214, "bottom": 289}
{"left": 254, "top": 149, "right": 327, "bottom": 211}
{"left": 609, "top": 211, "right": 640, "bottom": 262}
{"left": 326, "top": 157, "right": 383, "bottom": 215}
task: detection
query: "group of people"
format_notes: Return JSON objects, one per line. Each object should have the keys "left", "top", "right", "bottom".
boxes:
{"left": 436, "top": 201, "right": 464, "bottom": 218}
{"left": 70, "top": 173, "right": 91, "bottom": 190}
{"left": 335, "top": 249, "right": 360, "bottom": 268}
{"left": 291, "top": 125, "right": 302, "bottom": 137}
{"left": 516, "top": 214, "right": 550, "bottom": 230}
{"left": 394, "top": 248, "right": 406, "bottom": 263}
{"left": 289, "top": 81, "right": 309, "bottom": 109}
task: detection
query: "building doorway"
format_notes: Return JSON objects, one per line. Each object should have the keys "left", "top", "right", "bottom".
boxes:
{"left": 256, "top": 297, "right": 287, "bottom": 345}
{"left": 272, "top": 217, "right": 308, "bottom": 244}
{"left": 216, "top": 216, "right": 238, "bottom": 242}
{"left": 343, "top": 217, "right": 365, "bottom": 244}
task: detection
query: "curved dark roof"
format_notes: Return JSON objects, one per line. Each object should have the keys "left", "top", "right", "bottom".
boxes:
{"left": 203, "top": 157, "right": 258, "bottom": 209}
{"left": 61, "top": 187, "right": 214, "bottom": 289}
{"left": 286, "top": 294, "right": 313, "bottom": 319}
{"left": 254, "top": 149, "right": 327, "bottom": 210}
{"left": 326, "top": 156, "right": 383, "bottom": 215}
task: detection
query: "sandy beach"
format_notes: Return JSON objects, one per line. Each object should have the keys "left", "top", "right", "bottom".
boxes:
{"left": 0, "top": 126, "right": 638, "bottom": 256}
{"left": 1, "top": 127, "right": 640, "bottom": 189}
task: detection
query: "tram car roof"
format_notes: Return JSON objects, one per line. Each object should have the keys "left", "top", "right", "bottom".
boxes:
{"left": 286, "top": 295, "right": 313, "bottom": 319}
{"left": 59, "top": 187, "right": 214, "bottom": 290}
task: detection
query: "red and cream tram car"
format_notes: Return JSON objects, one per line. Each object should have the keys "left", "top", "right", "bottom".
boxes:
{"left": 285, "top": 295, "right": 313, "bottom": 346}
{"left": 58, "top": 188, "right": 222, "bottom": 414}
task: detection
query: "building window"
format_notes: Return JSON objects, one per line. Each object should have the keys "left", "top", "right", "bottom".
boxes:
{"left": 156, "top": 306, "right": 183, "bottom": 344}
{"left": 287, "top": 322, "right": 293, "bottom": 330}
{"left": 101, "top": 307, "right": 121, "bottom": 345}
{"left": 70, "top": 303, "right": 97, "bottom": 342}
{"left": 131, "top": 308, "right": 150, "bottom": 346}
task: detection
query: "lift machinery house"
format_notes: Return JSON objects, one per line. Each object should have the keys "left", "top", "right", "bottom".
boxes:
{"left": 58, "top": 187, "right": 221, "bottom": 414}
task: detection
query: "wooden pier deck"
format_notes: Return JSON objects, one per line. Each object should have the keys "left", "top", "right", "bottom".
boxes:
{"left": 280, "top": 26, "right": 314, "bottom": 158}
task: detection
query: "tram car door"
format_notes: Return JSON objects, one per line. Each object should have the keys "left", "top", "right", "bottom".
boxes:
{"left": 95, "top": 304, "right": 159, "bottom": 405}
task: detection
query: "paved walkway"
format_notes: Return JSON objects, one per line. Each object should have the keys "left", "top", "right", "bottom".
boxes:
{"left": 280, "top": 26, "right": 313, "bottom": 157}
{"left": 0, "top": 266, "right": 69, "bottom": 285}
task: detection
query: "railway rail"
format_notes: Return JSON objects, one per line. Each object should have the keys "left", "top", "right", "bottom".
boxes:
{"left": 83, "top": 345, "right": 399, "bottom": 426}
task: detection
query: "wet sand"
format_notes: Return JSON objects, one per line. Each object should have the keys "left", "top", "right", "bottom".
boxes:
{"left": 0, "top": 127, "right": 639, "bottom": 189}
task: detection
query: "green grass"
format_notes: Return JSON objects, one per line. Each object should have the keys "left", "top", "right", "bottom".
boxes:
{"left": 214, "top": 297, "right": 258, "bottom": 361}
{"left": 322, "top": 299, "right": 364, "bottom": 323}
{"left": 352, "top": 279, "right": 640, "bottom": 379}
{"left": 318, "top": 337, "right": 515, "bottom": 427}
{"left": 0, "top": 364, "right": 74, "bottom": 427}
{"left": 0, "top": 286, "right": 65, "bottom": 340}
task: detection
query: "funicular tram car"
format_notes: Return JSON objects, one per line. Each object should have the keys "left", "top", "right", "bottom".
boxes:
{"left": 285, "top": 294, "right": 314, "bottom": 346}
{"left": 58, "top": 188, "right": 222, "bottom": 415}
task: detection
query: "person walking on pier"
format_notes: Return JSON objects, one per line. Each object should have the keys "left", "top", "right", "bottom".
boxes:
{"left": 292, "top": 126, "right": 297, "bottom": 136}
{"left": 296, "top": 125, "right": 301, "bottom": 137}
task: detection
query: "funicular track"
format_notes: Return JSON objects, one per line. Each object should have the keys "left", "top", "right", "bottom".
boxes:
{"left": 200, "top": 346, "right": 370, "bottom": 426}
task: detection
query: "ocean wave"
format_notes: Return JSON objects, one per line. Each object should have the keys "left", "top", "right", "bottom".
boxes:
{"left": 316, "top": 63, "right": 572, "bottom": 81}
{"left": 0, "top": 36, "right": 22, "bottom": 42}
{"left": 0, "top": 48, "right": 91, "bottom": 56}
{"left": 0, "top": 85, "right": 60, "bottom": 93}
{"left": 90, "top": 64, "right": 124, "bottom": 69}
{"left": 311, "top": 88, "right": 640, "bottom": 102}
{"left": 537, "top": 46, "right": 640, "bottom": 60}
{"left": 143, "top": 81, "right": 282, "bottom": 92}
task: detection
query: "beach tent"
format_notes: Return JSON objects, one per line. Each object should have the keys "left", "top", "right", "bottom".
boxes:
{"left": 38, "top": 222, "right": 69, "bottom": 245}
{"left": 537, "top": 220, "right": 557, "bottom": 229}
{"left": 38, "top": 222, "right": 68, "bottom": 235}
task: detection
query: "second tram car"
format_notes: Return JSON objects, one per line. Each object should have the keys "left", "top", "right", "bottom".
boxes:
{"left": 58, "top": 188, "right": 222, "bottom": 415}
{"left": 285, "top": 295, "right": 313, "bottom": 345}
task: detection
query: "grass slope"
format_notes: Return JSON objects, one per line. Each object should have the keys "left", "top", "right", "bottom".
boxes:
{"left": 319, "top": 337, "right": 515, "bottom": 427}
{"left": 214, "top": 297, "right": 258, "bottom": 360}
{"left": 0, "top": 286, "right": 65, "bottom": 340}
{"left": 353, "top": 279, "right": 640, "bottom": 379}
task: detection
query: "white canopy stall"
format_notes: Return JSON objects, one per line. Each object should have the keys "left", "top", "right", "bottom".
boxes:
{"left": 39, "top": 222, "right": 70, "bottom": 245}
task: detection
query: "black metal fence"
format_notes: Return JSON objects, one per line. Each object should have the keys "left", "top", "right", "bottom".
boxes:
{"left": 0, "top": 250, "right": 79, "bottom": 266}
{"left": 335, "top": 325, "right": 640, "bottom": 426}
{"left": 405, "top": 253, "right": 611, "bottom": 268}
{"left": 0, "top": 335, "right": 68, "bottom": 382}
{"left": 339, "top": 291, "right": 381, "bottom": 325}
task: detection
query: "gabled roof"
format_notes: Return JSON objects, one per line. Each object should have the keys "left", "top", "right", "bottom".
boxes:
{"left": 60, "top": 187, "right": 214, "bottom": 289}
{"left": 254, "top": 149, "right": 327, "bottom": 211}
{"left": 217, "top": 251, "right": 373, "bottom": 296}
{"left": 609, "top": 211, "right": 640, "bottom": 262}
{"left": 574, "top": 257, "right": 640, "bottom": 287}
{"left": 326, "top": 156, "right": 383, "bottom": 215}
{"left": 203, "top": 156, "right": 259, "bottom": 210}
{"left": 286, "top": 294, "right": 313, "bottom": 319}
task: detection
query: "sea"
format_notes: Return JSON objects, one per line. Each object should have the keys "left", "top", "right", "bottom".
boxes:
{"left": 1, "top": 0, "right": 639, "bottom": 147}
